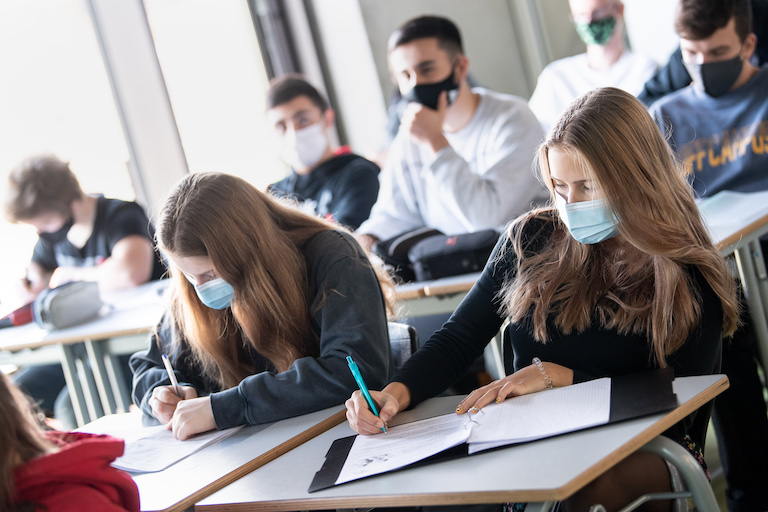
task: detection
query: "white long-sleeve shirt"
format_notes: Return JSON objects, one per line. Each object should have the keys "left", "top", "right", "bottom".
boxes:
{"left": 528, "top": 51, "right": 658, "bottom": 133}
{"left": 358, "top": 88, "right": 547, "bottom": 241}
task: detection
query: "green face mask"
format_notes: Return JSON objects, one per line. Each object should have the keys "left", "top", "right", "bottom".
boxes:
{"left": 575, "top": 16, "right": 616, "bottom": 46}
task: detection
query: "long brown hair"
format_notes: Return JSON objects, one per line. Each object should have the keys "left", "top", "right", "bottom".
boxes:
{"left": 156, "top": 172, "right": 395, "bottom": 389}
{"left": 502, "top": 87, "right": 739, "bottom": 367}
{"left": 0, "top": 372, "right": 57, "bottom": 511}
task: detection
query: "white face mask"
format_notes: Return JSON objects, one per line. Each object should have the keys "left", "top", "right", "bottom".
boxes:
{"left": 278, "top": 123, "right": 329, "bottom": 172}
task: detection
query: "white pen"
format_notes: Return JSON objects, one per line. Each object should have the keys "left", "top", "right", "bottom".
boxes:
{"left": 161, "top": 353, "right": 183, "bottom": 398}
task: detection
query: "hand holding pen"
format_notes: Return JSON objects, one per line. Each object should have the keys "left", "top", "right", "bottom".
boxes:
{"left": 346, "top": 356, "right": 387, "bottom": 434}
{"left": 148, "top": 354, "right": 198, "bottom": 424}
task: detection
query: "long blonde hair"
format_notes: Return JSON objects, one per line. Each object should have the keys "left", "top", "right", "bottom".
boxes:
{"left": 156, "top": 172, "right": 395, "bottom": 389}
{"left": 502, "top": 87, "right": 739, "bottom": 367}
{"left": 0, "top": 373, "right": 57, "bottom": 511}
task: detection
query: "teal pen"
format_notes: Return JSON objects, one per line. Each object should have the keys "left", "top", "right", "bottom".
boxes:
{"left": 346, "top": 355, "right": 387, "bottom": 433}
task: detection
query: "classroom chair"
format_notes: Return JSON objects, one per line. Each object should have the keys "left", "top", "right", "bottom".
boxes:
{"left": 387, "top": 321, "right": 418, "bottom": 372}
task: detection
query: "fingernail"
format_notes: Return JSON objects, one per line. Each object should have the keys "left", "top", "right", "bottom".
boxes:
{"left": 455, "top": 405, "right": 463, "bottom": 413}
{"left": 495, "top": 397, "right": 503, "bottom": 403}
{"left": 469, "top": 406, "right": 479, "bottom": 414}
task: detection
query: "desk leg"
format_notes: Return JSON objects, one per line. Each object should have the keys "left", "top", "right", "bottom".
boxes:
{"left": 106, "top": 351, "right": 132, "bottom": 413}
{"left": 84, "top": 339, "right": 118, "bottom": 415}
{"left": 735, "top": 243, "right": 768, "bottom": 373}
{"left": 60, "top": 343, "right": 90, "bottom": 427}
{"left": 76, "top": 350, "right": 106, "bottom": 421}
{"left": 640, "top": 436, "right": 719, "bottom": 512}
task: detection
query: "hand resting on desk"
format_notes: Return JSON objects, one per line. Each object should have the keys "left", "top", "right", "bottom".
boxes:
{"left": 457, "top": 361, "right": 574, "bottom": 414}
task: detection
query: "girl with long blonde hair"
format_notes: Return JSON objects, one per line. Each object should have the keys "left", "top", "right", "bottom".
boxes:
{"left": 346, "top": 88, "right": 739, "bottom": 511}
{"left": 131, "top": 172, "right": 394, "bottom": 440}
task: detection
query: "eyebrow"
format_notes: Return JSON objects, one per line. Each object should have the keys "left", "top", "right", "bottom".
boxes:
{"left": 682, "top": 44, "right": 731, "bottom": 55}
{"left": 396, "top": 59, "right": 436, "bottom": 75}
{"left": 551, "top": 178, "right": 593, "bottom": 184}
{"left": 291, "top": 109, "right": 312, "bottom": 120}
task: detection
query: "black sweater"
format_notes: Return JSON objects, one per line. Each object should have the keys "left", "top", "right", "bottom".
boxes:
{"left": 268, "top": 153, "right": 379, "bottom": 230}
{"left": 394, "top": 215, "right": 723, "bottom": 444}
{"left": 130, "top": 230, "right": 392, "bottom": 429}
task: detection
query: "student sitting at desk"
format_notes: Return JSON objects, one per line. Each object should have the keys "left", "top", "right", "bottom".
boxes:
{"left": 130, "top": 172, "right": 394, "bottom": 440}
{"left": 346, "top": 88, "right": 739, "bottom": 511}
{"left": 0, "top": 372, "right": 139, "bottom": 512}
{"left": 3, "top": 154, "right": 167, "bottom": 429}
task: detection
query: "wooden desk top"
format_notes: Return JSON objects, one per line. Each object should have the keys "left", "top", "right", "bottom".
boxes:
{"left": 195, "top": 374, "right": 727, "bottom": 511}
{"left": 79, "top": 407, "right": 347, "bottom": 512}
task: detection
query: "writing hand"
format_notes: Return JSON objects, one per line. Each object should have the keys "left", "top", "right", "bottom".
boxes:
{"left": 149, "top": 384, "right": 198, "bottom": 424}
{"left": 400, "top": 92, "right": 450, "bottom": 153}
{"left": 345, "top": 389, "right": 399, "bottom": 435}
{"left": 165, "top": 396, "right": 216, "bottom": 440}
{"left": 456, "top": 361, "right": 574, "bottom": 415}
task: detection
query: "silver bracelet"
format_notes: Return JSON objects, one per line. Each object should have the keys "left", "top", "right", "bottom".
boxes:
{"left": 532, "top": 357, "right": 554, "bottom": 390}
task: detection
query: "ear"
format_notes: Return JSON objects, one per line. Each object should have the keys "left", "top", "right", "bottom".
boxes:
{"left": 455, "top": 54, "right": 470, "bottom": 84}
{"left": 742, "top": 33, "right": 758, "bottom": 61}
{"left": 615, "top": 1, "right": 625, "bottom": 18}
{"left": 323, "top": 108, "right": 336, "bottom": 129}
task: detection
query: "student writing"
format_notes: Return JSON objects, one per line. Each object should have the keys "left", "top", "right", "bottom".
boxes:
{"left": 346, "top": 88, "right": 739, "bottom": 512}
{"left": 131, "top": 172, "right": 395, "bottom": 440}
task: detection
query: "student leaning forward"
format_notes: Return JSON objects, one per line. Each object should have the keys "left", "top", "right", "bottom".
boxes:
{"left": 346, "top": 87, "right": 739, "bottom": 512}
{"left": 130, "top": 172, "right": 396, "bottom": 441}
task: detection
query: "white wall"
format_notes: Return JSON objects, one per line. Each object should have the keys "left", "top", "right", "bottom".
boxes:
{"left": 624, "top": 0, "right": 679, "bottom": 65}
{"left": 306, "top": 0, "right": 390, "bottom": 157}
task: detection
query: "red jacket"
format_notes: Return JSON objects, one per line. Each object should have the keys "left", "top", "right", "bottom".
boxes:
{"left": 13, "top": 431, "right": 140, "bottom": 512}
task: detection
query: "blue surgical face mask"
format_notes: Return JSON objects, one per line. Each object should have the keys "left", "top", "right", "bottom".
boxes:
{"left": 555, "top": 194, "right": 619, "bottom": 244}
{"left": 191, "top": 277, "right": 235, "bottom": 310}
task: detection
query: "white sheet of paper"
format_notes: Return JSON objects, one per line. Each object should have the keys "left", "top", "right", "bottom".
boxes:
{"left": 112, "top": 425, "right": 244, "bottom": 473}
{"left": 334, "top": 379, "right": 612, "bottom": 482}
{"left": 335, "top": 412, "right": 470, "bottom": 485}
{"left": 467, "top": 378, "right": 611, "bottom": 454}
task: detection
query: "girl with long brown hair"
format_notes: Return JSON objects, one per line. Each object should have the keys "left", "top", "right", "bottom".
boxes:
{"left": 131, "top": 172, "right": 394, "bottom": 440}
{"left": 0, "top": 372, "right": 139, "bottom": 512}
{"left": 346, "top": 87, "right": 739, "bottom": 511}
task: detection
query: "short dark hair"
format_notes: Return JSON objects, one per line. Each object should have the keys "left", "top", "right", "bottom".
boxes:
{"left": 675, "top": 0, "right": 753, "bottom": 42}
{"left": 388, "top": 15, "right": 463, "bottom": 56}
{"left": 3, "top": 154, "right": 83, "bottom": 223}
{"left": 266, "top": 74, "right": 328, "bottom": 112}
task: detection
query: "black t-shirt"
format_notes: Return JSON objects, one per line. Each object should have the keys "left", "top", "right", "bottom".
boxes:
{"left": 32, "top": 195, "right": 166, "bottom": 281}
{"left": 267, "top": 153, "right": 379, "bottom": 230}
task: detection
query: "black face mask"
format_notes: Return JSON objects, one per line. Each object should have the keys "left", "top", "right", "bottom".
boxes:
{"left": 684, "top": 54, "right": 744, "bottom": 98}
{"left": 403, "top": 71, "right": 459, "bottom": 110}
{"left": 38, "top": 215, "right": 74, "bottom": 244}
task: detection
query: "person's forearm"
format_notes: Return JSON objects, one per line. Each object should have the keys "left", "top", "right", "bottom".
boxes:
{"left": 382, "top": 381, "right": 412, "bottom": 412}
{"left": 96, "top": 258, "right": 152, "bottom": 290}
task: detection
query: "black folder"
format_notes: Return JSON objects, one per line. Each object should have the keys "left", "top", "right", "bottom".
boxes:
{"left": 309, "top": 367, "right": 677, "bottom": 492}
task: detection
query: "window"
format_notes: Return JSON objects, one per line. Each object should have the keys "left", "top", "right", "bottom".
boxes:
{"left": 143, "top": 0, "right": 288, "bottom": 188}
{"left": 0, "top": 0, "right": 132, "bottom": 312}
